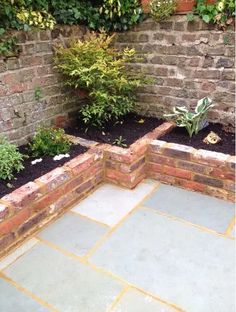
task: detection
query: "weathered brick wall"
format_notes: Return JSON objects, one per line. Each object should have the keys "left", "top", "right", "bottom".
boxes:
{"left": 0, "top": 25, "right": 87, "bottom": 146}
{"left": 115, "top": 16, "right": 235, "bottom": 127}
{"left": 0, "top": 16, "right": 235, "bottom": 146}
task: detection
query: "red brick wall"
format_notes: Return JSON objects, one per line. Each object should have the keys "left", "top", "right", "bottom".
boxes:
{"left": 147, "top": 140, "right": 235, "bottom": 202}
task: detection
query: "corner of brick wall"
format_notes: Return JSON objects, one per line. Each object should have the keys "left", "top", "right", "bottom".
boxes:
{"left": 0, "top": 25, "right": 87, "bottom": 146}
{"left": 147, "top": 139, "right": 235, "bottom": 202}
{"left": 115, "top": 16, "right": 235, "bottom": 127}
{"left": 0, "top": 149, "right": 104, "bottom": 257}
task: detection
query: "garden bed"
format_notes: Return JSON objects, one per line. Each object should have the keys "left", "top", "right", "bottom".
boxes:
{"left": 66, "top": 113, "right": 163, "bottom": 147}
{"left": 160, "top": 123, "right": 235, "bottom": 155}
{"left": 0, "top": 145, "right": 87, "bottom": 198}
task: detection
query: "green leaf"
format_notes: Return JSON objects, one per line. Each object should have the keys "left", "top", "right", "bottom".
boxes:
{"left": 202, "top": 14, "right": 211, "bottom": 23}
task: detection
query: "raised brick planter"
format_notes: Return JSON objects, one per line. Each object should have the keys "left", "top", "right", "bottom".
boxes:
{"left": 0, "top": 122, "right": 173, "bottom": 256}
{"left": 0, "top": 151, "right": 103, "bottom": 257}
{"left": 0, "top": 121, "right": 235, "bottom": 256}
{"left": 147, "top": 140, "right": 235, "bottom": 202}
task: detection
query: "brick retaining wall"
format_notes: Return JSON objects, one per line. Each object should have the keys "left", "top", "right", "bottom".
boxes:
{"left": 0, "top": 122, "right": 235, "bottom": 256}
{"left": 147, "top": 140, "right": 235, "bottom": 202}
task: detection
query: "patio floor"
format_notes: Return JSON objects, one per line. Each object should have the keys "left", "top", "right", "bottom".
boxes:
{"left": 0, "top": 180, "right": 235, "bottom": 312}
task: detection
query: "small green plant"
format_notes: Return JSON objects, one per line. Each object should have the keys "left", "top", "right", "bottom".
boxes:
{"left": 164, "top": 97, "right": 214, "bottom": 138}
{"left": 29, "top": 127, "right": 71, "bottom": 157}
{"left": 0, "top": 137, "right": 24, "bottom": 180}
{"left": 150, "top": 0, "right": 176, "bottom": 22}
{"left": 0, "top": 28, "right": 18, "bottom": 56}
{"left": 55, "top": 32, "right": 146, "bottom": 127}
{"left": 187, "top": 0, "right": 235, "bottom": 28}
{"left": 113, "top": 136, "right": 127, "bottom": 147}
{"left": 34, "top": 87, "right": 43, "bottom": 101}
{"left": 99, "top": 0, "right": 143, "bottom": 31}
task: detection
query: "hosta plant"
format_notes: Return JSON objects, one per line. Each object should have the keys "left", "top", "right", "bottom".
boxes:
{"left": 164, "top": 97, "right": 214, "bottom": 138}
{"left": 29, "top": 127, "right": 71, "bottom": 157}
{"left": 0, "top": 137, "right": 24, "bottom": 180}
{"left": 55, "top": 32, "right": 146, "bottom": 127}
{"left": 150, "top": 0, "right": 176, "bottom": 22}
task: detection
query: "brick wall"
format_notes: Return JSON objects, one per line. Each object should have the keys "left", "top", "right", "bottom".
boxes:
{"left": 0, "top": 16, "right": 235, "bottom": 146}
{"left": 0, "top": 25, "right": 87, "bottom": 146}
{"left": 115, "top": 16, "right": 235, "bottom": 127}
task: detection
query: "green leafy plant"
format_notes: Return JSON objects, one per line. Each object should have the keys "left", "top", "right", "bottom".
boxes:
{"left": 113, "top": 136, "right": 127, "bottom": 147}
{"left": 187, "top": 0, "right": 235, "bottom": 28}
{"left": 0, "top": 28, "right": 18, "bottom": 56}
{"left": 0, "top": 136, "right": 24, "bottom": 180}
{"left": 34, "top": 87, "right": 43, "bottom": 101}
{"left": 29, "top": 127, "right": 71, "bottom": 157}
{"left": 164, "top": 97, "right": 214, "bottom": 138}
{"left": 150, "top": 0, "right": 177, "bottom": 22}
{"left": 55, "top": 32, "right": 146, "bottom": 127}
{"left": 99, "top": 0, "right": 143, "bottom": 31}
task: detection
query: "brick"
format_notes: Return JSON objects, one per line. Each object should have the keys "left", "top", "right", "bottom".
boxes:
{"left": 0, "top": 204, "right": 10, "bottom": 221}
{"left": 162, "top": 143, "right": 195, "bottom": 160}
{"left": 49, "top": 192, "right": 75, "bottom": 215}
{"left": 207, "top": 168, "right": 235, "bottom": 180}
{"left": 33, "top": 187, "right": 65, "bottom": 212}
{"left": 164, "top": 166, "right": 191, "bottom": 180}
{"left": 148, "top": 154, "right": 176, "bottom": 167}
{"left": 17, "top": 211, "right": 47, "bottom": 236}
{"left": 119, "top": 157, "right": 145, "bottom": 174}
{"left": 36, "top": 167, "right": 71, "bottom": 193}
{"left": 193, "top": 174, "right": 223, "bottom": 188}
{"left": 176, "top": 179, "right": 206, "bottom": 192}
{"left": 205, "top": 186, "right": 229, "bottom": 201}
{"left": 0, "top": 209, "right": 30, "bottom": 236}
{"left": 177, "top": 160, "right": 206, "bottom": 174}
{"left": 75, "top": 179, "right": 94, "bottom": 195}
{"left": 193, "top": 150, "right": 229, "bottom": 167}
{"left": 223, "top": 180, "right": 235, "bottom": 192}
{"left": 147, "top": 163, "right": 162, "bottom": 173}
{"left": 65, "top": 153, "right": 95, "bottom": 175}
{"left": 226, "top": 156, "right": 236, "bottom": 171}
{"left": 2, "top": 182, "right": 41, "bottom": 210}
{"left": 148, "top": 172, "right": 175, "bottom": 184}
{"left": 149, "top": 140, "right": 166, "bottom": 153}
{"left": 0, "top": 233, "right": 15, "bottom": 251}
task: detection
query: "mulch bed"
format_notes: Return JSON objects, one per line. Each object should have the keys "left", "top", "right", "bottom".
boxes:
{"left": 0, "top": 144, "right": 87, "bottom": 198}
{"left": 66, "top": 113, "right": 163, "bottom": 147}
{"left": 160, "top": 123, "right": 235, "bottom": 155}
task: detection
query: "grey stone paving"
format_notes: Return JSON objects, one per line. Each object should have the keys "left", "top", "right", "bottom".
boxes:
{"left": 90, "top": 208, "right": 235, "bottom": 312}
{"left": 144, "top": 184, "right": 235, "bottom": 233}
{"left": 112, "top": 288, "right": 176, "bottom": 312}
{"left": 0, "top": 181, "right": 235, "bottom": 312}
{"left": 72, "top": 181, "right": 156, "bottom": 226}
{"left": 4, "top": 243, "right": 123, "bottom": 312}
{"left": 0, "top": 278, "right": 48, "bottom": 312}
{"left": 38, "top": 212, "right": 108, "bottom": 256}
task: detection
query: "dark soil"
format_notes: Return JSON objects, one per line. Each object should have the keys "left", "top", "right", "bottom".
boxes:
{"left": 160, "top": 123, "right": 235, "bottom": 155}
{"left": 0, "top": 144, "right": 87, "bottom": 198}
{"left": 66, "top": 113, "right": 163, "bottom": 147}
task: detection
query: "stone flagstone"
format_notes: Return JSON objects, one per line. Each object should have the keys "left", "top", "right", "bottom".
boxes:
{"left": 0, "top": 278, "right": 47, "bottom": 312}
{"left": 90, "top": 208, "right": 235, "bottom": 312}
{"left": 38, "top": 212, "right": 108, "bottom": 256}
{"left": 72, "top": 181, "right": 156, "bottom": 226}
{"left": 144, "top": 183, "right": 235, "bottom": 233}
{"left": 112, "top": 288, "right": 177, "bottom": 312}
{"left": 4, "top": 243, "right": 123, "bottom": 312}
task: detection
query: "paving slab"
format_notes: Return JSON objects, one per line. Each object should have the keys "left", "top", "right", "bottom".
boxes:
{"left": 0, "top": 238, "right": 39, "bottom": 271}
{"left": 112, "top": 288, "right": 176, "bottom": 312}
{"left": 144, "top": 184, "right": 235, "bottom": 233}
{"left": 4, "top": 243, "right": 123, "bottom": 312}
{"left": 72, "top": 181, "right": 156, "bottom": 226}
{"left": 90, "top": 208, "right": 235, "bottom": 312}
{"left": 0, "top": 278, "right": 47, "bottom": 312}
{"left": 38, "top": 212, "right": 108, "bottom": 256}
